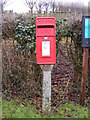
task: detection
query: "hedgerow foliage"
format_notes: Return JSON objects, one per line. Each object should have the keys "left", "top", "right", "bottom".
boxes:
{"left": 15, "top": 17, "right": 36, "bottom": 53}
{"left": 2, "top": 15, "right": 84, "bottom": 105}
{"left": 2, "top": 18, "right": 15, "bottom": 39}
{"left": 15, "top": 17, "right": 72, "bottom": 56}
{"left": 15, "top": 17, "right": 82, "bottom": 83}
{"left": 15, "top": 17, "right": 82, "bottom": 56}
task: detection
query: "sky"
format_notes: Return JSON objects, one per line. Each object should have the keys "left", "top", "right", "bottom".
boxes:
{"left": 4, "top": 0, "right": 89, "bottom": 13}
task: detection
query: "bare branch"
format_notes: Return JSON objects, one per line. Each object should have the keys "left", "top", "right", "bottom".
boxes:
{"left": 0, "top": 0, "right": 11, "bottom": 14}
{"left": 24, "top": 0, "right": 36, "bottom": 14}
{"left": 35, "top": 1, "right": 44, "bottom": 13}
{"left": 49, "top": 0, "right": 57, "bottom": 13}
{"left": 43, "top": 2, "right": 49, "bottom": 13}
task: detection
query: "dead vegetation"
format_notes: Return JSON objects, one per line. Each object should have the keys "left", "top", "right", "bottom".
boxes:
{"left": 2, "top": 12, "right": 88, "bottom": 108}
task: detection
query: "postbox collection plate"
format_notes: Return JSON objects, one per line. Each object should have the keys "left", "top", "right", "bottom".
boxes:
{"left": 42, "top": 40, "right": 50, "bottom": 57}
{"left": 36, "top": 17, "right": 56, "bottom": 64}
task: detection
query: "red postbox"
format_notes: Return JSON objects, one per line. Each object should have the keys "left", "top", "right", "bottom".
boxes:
{"left": 36, "top": 17, "right": 56, "bottom": 64}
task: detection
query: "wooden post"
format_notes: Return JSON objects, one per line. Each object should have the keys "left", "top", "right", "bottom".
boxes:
{"left": 80, "top": 48, "right": 88, "bottom": 106}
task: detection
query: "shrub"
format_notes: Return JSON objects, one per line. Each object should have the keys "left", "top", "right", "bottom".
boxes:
{"left": 15, "top": 17, "right": 36, "bottom": 53}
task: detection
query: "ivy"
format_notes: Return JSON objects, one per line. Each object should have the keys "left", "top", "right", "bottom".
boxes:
{"left": 15, "top": 17, "right": 82, "bottom": 61}
{"left": 15, "top": 17, "right": 72, "bottom": 55}
{"left": 15, "top": 17, "right": 36, "bottom": 53}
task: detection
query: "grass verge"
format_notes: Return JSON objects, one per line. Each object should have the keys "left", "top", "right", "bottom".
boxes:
{"left": 2, "top": 98, "right": 88, "bottom": 118}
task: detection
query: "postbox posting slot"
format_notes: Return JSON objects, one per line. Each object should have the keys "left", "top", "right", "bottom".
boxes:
{"left": 36, "top": 24, "right": 55, "bottom": 37}
{"left": 37, "top": 24, "right": 54, "bottom": 28}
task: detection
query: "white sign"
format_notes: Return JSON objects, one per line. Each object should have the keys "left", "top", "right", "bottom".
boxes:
{"left": 42, "top": 41, "right": 50, "bottom": 56}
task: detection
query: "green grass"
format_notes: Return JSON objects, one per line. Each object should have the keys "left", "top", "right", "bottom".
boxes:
{"left": 2, "top": 99, "right": 41, "bottom": 118}
{"left": 57, "top": 103, "right": 88, "bottom": 118}
{"left": 2, "top": 99, "right": 88, "bottom": 118}
{"left": 0, "top": 97, "right": 2, "bottom": 119}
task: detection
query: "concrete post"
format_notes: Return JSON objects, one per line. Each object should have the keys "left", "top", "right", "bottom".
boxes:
{"left": 40, "top": 65, "right": 53, "bottom": 112}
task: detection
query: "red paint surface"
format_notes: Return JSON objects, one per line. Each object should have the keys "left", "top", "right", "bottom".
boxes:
{"left": 36, "top": 17, "right": 56, "bottom": 64}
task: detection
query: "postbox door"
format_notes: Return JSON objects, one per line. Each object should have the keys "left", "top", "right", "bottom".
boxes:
{"left": 36, "top": 36, "right": 56, "bottom": 64}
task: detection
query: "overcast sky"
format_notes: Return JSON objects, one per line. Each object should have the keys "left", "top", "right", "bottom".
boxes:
{"left": 4, "top": 0, "right": 89, "bottom": 13}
